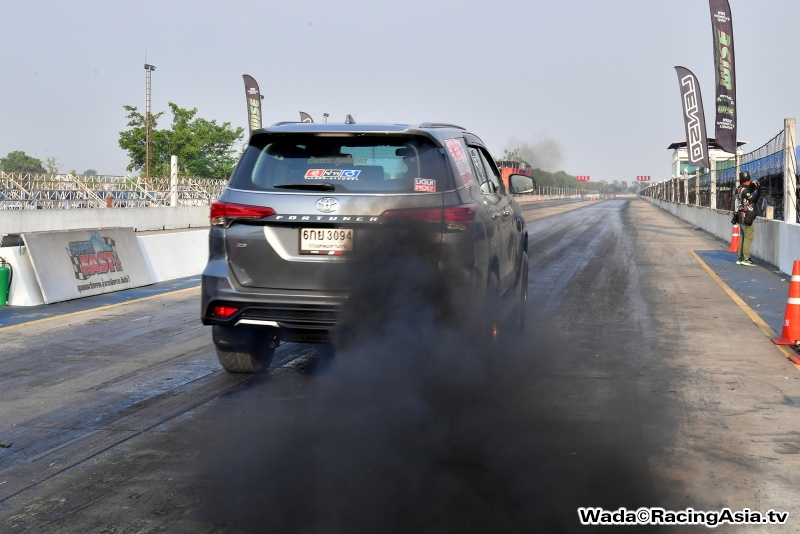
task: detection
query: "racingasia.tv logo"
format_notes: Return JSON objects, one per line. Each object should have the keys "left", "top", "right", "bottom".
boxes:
{"left": 67, "top": 232, "right": 124, "bottom": 281}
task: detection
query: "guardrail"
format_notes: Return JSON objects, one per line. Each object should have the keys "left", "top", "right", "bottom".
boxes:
{"left": 0, "top": 173, "right": 226, "bottom": 210}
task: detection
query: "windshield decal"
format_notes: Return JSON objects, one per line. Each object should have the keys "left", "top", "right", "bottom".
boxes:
{"left": 414, "top": 178, "right": 436, "bottom": 192}
{"left": 445, "top": 138, "right": 477, "bottom": 188}
{"left": 307, "top": 156, "right": 368, "bottom": 165}
{"left": 304, "top": 169, "right": 361, "bottom": 180}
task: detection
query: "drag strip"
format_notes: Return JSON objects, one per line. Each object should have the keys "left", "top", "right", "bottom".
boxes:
{"left": 0, "top": 289, "right": 322, "bottom": 504}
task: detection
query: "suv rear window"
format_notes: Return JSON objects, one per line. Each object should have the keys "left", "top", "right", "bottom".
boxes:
{"left": 229, "top": 134, "right": 452, "bottom": 194}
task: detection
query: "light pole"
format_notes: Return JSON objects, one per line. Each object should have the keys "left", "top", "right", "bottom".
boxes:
{"left": 144, "top": 63, "right": 156, "bottom": 179}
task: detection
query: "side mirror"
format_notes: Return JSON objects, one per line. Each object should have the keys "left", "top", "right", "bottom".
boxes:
{"left": 509, "top": 174, "right": 535, "bottom": 194}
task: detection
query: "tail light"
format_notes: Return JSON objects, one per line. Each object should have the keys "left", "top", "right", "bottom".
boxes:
{"left": 210, "top": 201, "right": 276, "bottom": 227}
{"left": 379, "top": 205, "right": 476, "bottom": 231}
{"left": 380, "top": 206, "right": 443, "bottom": 222}
{"left": 212, "top": 305, "right": 239, "bottom": 318}
{"left": 444, "top": 205, "right": 477, "bottom": 231}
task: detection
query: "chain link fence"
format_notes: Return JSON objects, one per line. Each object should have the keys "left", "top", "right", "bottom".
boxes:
{"left": 642, "top": 125, "right": 799, "bottom": 222}
{"left": 0, "top": 173, "right": 226, "bottom": 210}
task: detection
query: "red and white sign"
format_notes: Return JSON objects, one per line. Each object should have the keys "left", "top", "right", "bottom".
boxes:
{"left": 636, "top": 176, "right": 651, "bottom": 181}
{"left": 304, "top": 169, "right": 325, "bottom": 178}
{"left": 576, "top": 175, "right": 590, "bottom": 181}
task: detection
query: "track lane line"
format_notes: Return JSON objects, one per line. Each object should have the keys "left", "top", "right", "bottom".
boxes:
{"left": 690, "top": 250, "right": 800, "bottom": 371}
{"left": 0, "top": 286, "right": 200, "bottom": 333}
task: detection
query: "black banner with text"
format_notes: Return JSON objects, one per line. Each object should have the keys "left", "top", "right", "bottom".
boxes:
{"left": 675, "top": 66, "right": 710, "bottom": 169}
{"left": 710, "top": 0, "right": 737, "bottom": 154}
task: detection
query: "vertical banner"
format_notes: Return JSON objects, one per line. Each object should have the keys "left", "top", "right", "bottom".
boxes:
{"left": 242, "top": 74, "right": 262, "bottom": 135}
{"left": 299, "top": 111, "right": 314, "bottom": 123}
{"left": 675, "top": 67, "right": 710, "bottom": 169}
{"left": 709, "top": 0, "right": 737, "bottom": 154}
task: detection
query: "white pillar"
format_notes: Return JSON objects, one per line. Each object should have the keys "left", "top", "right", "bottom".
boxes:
{"left": 170, "top": 155, "right": 178, "bottom": 207}
{"left": 695, "top": 170, "right": 700, "bottom": 206}
{"left": 710, "top": 156, "right": 717, "bottom": 210}
{"left": 784, "top": 118, "right": 797, "bottom": 224}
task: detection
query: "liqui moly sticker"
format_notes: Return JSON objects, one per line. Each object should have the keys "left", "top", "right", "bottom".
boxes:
{"left": 414, "top": 178, "right": 436, "bottom": 192}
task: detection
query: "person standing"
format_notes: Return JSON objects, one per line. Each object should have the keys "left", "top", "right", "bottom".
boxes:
{"left": 735, "top": 171, "right": 761, "bottom": 266}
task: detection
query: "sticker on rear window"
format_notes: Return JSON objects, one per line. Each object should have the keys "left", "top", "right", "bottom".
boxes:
{"left": 304, "top": 169, "right": 361, "bottom": 180}
{"left": 308, "top": 156, "right": 367, "bottom": 165}
{"left": 414, "top": 178, "right": 436, "bottom": 192}
{"left": 445, "top": 138, "right": 477, "bottom": 188}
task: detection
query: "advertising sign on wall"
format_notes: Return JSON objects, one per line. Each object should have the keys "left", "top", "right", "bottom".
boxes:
{"left": 23, "top": 228, "right": 154, "bottom": 303}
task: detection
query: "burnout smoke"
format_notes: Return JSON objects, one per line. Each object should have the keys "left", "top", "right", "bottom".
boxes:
{"left": 191, "top": 228, "right": 659, "bottom": 533}
{"left": 506, "top": 137, "right": 564, "bottom": 172}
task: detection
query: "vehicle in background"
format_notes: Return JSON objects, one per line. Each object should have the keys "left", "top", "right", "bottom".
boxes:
{"left": 201, "top": 122, "right": 535, "bottom": 373}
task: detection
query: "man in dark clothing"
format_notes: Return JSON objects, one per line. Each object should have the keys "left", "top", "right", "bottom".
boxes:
{"left": 735, "top": 171, "right": 761, "bottom": 266}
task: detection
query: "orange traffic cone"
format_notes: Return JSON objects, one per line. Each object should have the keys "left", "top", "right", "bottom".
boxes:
{"left": 727, "top": 224, "right": 740, "bottom": 253}
{"left": 772, "top": 261, "right": 800, "bottom": 347}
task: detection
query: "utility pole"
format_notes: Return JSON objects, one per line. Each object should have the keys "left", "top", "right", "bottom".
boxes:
{"left": 144, "top": 63, "right": 156, "bottom": 178}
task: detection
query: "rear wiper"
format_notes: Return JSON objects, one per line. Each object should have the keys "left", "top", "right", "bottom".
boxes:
{"left": 274, "top": 183, "right": 335, "bottom": 192}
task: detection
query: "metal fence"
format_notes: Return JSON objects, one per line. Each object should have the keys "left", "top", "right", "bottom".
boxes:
{"left": 642, "top": 125, "right": 800, "bottom": 222}
{"left": 0, "top": 173, "right": 226, "bottom": 210}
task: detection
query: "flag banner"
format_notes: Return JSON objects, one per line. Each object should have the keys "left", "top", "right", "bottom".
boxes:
{"left": 675, "top": 66, "right": 710, "bottom": 169}
{"left": 299, "top": 112, "right": 314, "bottom": 123}
{"left": 242, "top": 74, "right": 262, "bottom": 135}
{"left": 576, "top": 176, "right": 590, "bottom": 181}
{"left": 710, "top": 0, "right": 737, "bottom": 154}
{"left": 636, "top": 176, "right": 651, "bottom": 181}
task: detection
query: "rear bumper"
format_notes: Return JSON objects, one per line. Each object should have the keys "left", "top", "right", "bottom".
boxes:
{"left": 201, "top": 262, "right": 347, "bottom": 342}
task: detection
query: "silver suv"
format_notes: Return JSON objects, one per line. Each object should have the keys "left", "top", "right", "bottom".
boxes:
{"left": 201, "top": 122, "right": 534, "bottom": 373}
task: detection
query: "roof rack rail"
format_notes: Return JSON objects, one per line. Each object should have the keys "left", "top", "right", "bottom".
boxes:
{"left": 270, "top": 121, "right": 303, "bottom": 126}
{"left": 419, "top": 122, "right": 466, "bottom": 130}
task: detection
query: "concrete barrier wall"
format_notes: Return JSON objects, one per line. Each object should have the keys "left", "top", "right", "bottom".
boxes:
{"left": 648, "top": 198, "right": 800, "bottom": 274}
{"left": 1, "top": 227, "right": 210, "bottom": 306}
{"left": 137, "top": 229, "right": 208, "bottom": 283}
{"left": 0, "top": 205, "right": 210, "bottom": 235}
{"left": 0, "top": 245, "right": 45, "bottom": 306}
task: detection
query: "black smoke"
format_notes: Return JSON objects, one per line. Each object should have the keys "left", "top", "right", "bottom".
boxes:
{"left": 190, "top": 228, "right": 662, "bottom": 533}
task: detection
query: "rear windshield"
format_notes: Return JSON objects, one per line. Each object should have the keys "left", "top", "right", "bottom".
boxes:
{"left": 228, "top": 134, "right": 451, "bottom": 194}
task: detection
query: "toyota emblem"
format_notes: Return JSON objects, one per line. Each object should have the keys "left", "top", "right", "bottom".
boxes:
{"left": 316, "top": 197, "right": 339, "bottom": 213}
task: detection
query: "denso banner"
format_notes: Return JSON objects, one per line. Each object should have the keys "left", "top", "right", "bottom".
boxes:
{"left": 709, "top": 0, "right": 737, "bottom": 154}
{"left": 675, "top": 66, "right": 710, "bottom": 169}
{"left": 242, "top": 74, "right": 263, "bottom": 135}
{"left": 23, "top": 228, "right": 154, "bottom": 303}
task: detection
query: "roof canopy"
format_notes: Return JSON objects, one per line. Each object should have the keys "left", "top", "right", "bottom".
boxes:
{"left": 668, "top": 138, "right": 748, "bottom": 150}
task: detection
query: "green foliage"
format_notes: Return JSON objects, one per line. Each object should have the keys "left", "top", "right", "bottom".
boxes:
{"left": 0, "top": 150, "right": 46, "bottom": 173}
{"left": 45, "top": 157, "right": 61, "bottom": 174}
{"left": 118, "top": 103, "right": 245, "bottom": 178}
{"left": 84, "top": 169, "right": 97, "bottom": 176}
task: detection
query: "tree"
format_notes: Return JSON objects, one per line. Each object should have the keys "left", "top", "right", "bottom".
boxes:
{"left": 45, "top": 157, "right": 61, "bottom": 174}
{"left": 118, "top": 102, "right": 245, "bottom": 178}
{"left": 84, "top": 169, "right": 97, "bottom": 176}
{"left": 0, "top": 150, "right": 45, "bottom": 173}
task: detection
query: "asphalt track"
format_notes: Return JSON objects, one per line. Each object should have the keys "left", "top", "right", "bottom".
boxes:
{"left": 2, "top": 199, "right": 800, "bottom": 532}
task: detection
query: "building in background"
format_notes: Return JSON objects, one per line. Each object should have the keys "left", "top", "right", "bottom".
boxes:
{"left": 668, "top": 138, "right": 746, "bottom": 178}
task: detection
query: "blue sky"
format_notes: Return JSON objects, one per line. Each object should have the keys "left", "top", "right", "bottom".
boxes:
{"left": 1, "top": 0, "right": 798, "bottom": 182}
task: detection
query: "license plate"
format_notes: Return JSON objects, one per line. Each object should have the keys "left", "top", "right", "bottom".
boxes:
{"left": 299, "top": 228, "right": 354, "bottom": 255}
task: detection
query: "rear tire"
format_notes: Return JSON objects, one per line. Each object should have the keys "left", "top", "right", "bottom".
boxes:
{"left": 482, "top": 270, "right": 501, "bottom": 343}
{"left": 515, "top": 253, "right": 528, "bottom": 332}
{"left": 213, "top": 325, "right": 276, "bottom": 374}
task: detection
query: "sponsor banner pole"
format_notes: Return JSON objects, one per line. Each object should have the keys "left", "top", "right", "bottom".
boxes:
{"left": 675, "top": 66, "right": 710, "bottom": 169}
{"left": 709, "top": 0, "right": 737, "bottom": 154}
{"left": 242, "top": 74, "right": 263, "bottom": 135}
